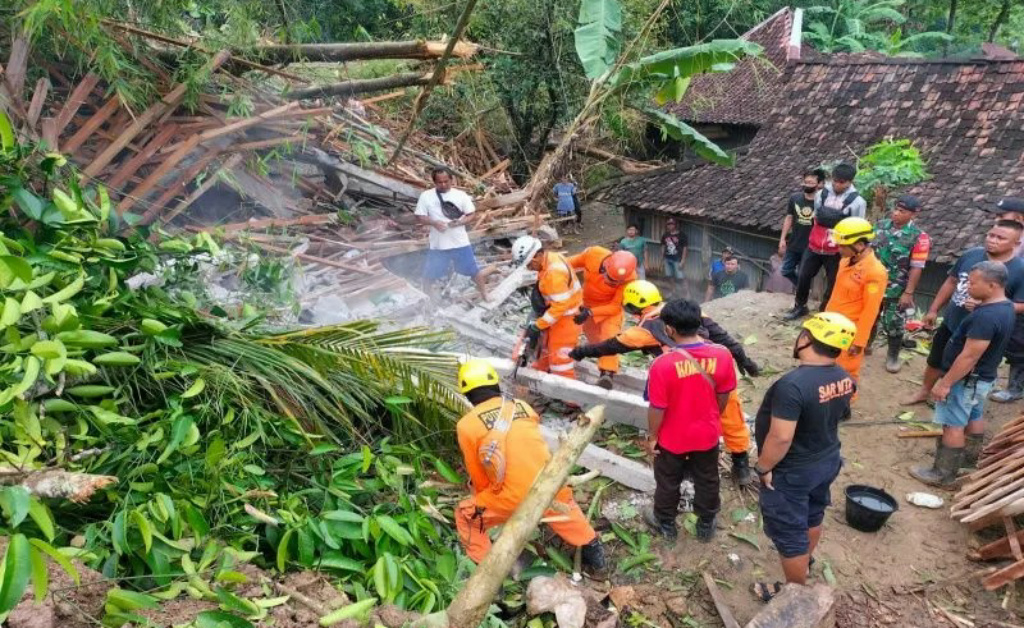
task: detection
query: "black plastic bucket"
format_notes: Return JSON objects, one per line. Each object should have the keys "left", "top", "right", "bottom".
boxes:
{"left": 845, "top": 484, "right": 898, "bottom": 532}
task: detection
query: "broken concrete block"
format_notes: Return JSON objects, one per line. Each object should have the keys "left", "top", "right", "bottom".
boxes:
{"left": 540, "top": 426, "right": 656, "bottom": 493}
{"left": 526, "top": 575, "right": 587, "bottom": 628}
{"left": 744, "top": 584, "right": 835, "bottom": 628}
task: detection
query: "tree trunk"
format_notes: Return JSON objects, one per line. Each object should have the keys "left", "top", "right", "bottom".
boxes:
{"left": 988, "top": 0, "right": 1013, "bottom": 42}
{"left": 248, "top": 40, "right": 478, "bottom": 64}
{"left": 285, "top": 73, "right": 433, "bottom": 100}
{"left": 420, "top": 405, "right": 607, "bottom": 628}
{"left": 944, "top": 0, "right": 958, "bottom": 55}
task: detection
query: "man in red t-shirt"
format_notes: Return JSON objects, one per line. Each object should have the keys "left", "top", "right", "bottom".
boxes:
{"left": 643, "top": 299, "right": 736, "bottom": 542}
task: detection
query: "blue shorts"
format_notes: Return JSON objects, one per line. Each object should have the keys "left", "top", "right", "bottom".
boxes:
{"left": 933, "top": 378, "right": 994, "bottom": 428}
{"left": 759, "top": 455, "right": 842, "bottom": 558}
{"left": 423, "top": 246, "right": 480, "bottom": 281}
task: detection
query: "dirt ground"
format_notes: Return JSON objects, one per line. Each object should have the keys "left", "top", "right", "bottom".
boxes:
{"left": 567, "top": 289, "right": 1024, "bottom": 628}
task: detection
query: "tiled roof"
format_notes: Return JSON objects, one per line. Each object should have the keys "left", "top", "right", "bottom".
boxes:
{"left": 600, "top": 56, "right": 1024, "bottom": 264}
{"left": 664, "top": 8, "right": 793, "bottom": 126}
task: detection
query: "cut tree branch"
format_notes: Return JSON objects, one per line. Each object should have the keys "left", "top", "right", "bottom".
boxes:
{"left": 249, "top": 40, "right": 479, "bottom": 64}
{"left": 0, "top": 468, "right": 117, "bottom": 503}
{"left": 285, "top": 73, "right": 434, "bottom": 101}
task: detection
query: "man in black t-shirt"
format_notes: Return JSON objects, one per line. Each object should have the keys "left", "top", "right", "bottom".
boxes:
{"left": 778, "top": 169, "right": 826, "bottom": 286}
{"left": 752, "top": 312, "right": 857, "bottom": 601}
{"left": 660, "top": 218, "right": 689, "bottom": 297}
{"left": 706, "top": 255, "right": 750, "bottom": 301}
{"left": 910, "top": 261, "right": 1016, "bottom": 487}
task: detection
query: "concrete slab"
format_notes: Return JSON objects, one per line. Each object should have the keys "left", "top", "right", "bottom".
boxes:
{"left": 540, "top": 426, "right": 656, "bottom": 494}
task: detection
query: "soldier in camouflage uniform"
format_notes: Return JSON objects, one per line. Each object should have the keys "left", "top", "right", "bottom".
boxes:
{"left": 870, "top": 195, "right": 931, "bottom": 373}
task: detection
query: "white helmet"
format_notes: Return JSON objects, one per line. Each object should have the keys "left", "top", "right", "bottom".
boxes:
{"left": 512, "top": 235, "right": 542, "bottom": 265}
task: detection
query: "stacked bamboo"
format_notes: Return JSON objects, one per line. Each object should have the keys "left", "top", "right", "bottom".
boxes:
{"left": 951, "top": 414, "right": 1024, "bottom": 590}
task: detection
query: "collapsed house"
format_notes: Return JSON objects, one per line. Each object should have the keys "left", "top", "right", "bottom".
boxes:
{"left": 0, "top": 30, "right": 543, "bottom": 323}
{"left": 598, "top": 8, "right": 1024, "bottom": 312}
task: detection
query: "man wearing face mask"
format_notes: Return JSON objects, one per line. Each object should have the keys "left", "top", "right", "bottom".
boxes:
{"left": 824, "top": 218, "right": 888, "bottom": 402}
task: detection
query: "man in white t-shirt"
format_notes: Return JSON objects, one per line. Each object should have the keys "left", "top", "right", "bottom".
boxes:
{"left": 414, "top": 168, "right": 490, "bottom": 300}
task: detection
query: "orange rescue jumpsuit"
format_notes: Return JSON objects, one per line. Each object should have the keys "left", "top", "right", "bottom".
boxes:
{"left": 533, "top": 252, "right": 584, "bottom": 379}
{"left": 573, "top": 304, "right": 750, "bottom": 454}
{"left": 825, "top": 248, "right": 888, "bottom": 396}
{"left": 567, "top": 246, "right": 636, "bottom": 374}
{"left": 454, "top": 396, "right": 596, "bottom": 563}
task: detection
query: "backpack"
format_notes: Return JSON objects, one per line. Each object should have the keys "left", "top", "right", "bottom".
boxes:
{"left": 815, "top": 189, "right": 860, "bottom": 228}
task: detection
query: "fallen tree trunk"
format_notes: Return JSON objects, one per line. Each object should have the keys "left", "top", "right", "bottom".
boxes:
{"left": 285, "top": 73, "right": 433, "bottom": 101}
{"left": 0, "top": 468, "right": 117, "bottom": 503}
{"left": 249, "top": 40, "right": 478, "bottom": 64}
{"left": 415, "top": 406, "right": 607, "bottom": 628}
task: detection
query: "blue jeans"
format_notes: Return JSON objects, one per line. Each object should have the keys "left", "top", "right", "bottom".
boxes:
{"left": 781, "top": 248, "right": 804, "bottom": 286}
{"left": 759, "top": 455, "right": 843, "bottom": 558}
{"left": 933, "top": 378, "right": 994, "bottom": 428}
{"left": 664, "top": 258, "right": 684, "bottom": 280}
{"left": 423, "top": 246, "right": 480, "bottom": 281}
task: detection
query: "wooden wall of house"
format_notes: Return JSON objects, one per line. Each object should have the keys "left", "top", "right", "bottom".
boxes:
{"left": 624, "top": 206, "right": 951, "bottom": 312}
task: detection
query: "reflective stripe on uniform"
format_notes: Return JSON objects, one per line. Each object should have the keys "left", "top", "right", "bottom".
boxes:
{"left": 550, "top": 362, "right": 575, "bottom": 372}
{"left": 547, "top": 290, "right": 575, "bottom": 302}
{"left": 541, "top": 312, "right": 557, "bottom": 325}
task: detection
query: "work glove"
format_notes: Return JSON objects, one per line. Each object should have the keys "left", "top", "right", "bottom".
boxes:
{"left": 573, "top": 307, "right": 592, "bottom": 325}
{"left": 740, "top": 358, "right": 761, "bottom": 377}
{"left": 568, "top": 346, "right": 583, "bottom": 361}
{"left": 525, "top": 322, "right": 542, "bottom": 346}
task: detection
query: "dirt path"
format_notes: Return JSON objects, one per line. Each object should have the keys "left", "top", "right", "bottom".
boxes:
{"left": 574, "top": 290, "right": 1022, "bottom": 627}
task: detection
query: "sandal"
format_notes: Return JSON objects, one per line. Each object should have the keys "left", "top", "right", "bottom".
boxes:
{"left": 751, "top": 581, "right": 783, "bottom": 603}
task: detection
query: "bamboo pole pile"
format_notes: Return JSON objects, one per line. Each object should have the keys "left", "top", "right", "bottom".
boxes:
{"left": 951, "top": 413, "right": 1024, "bottom": 590}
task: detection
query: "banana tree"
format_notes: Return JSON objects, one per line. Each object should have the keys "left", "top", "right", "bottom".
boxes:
{"left": 527, "top": 0, "right": 761, "bottom": 211}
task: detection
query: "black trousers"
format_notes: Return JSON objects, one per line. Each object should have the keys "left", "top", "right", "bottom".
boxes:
{"left": 653, "top": 445, "right": 720, "bottom": 523}
{"left": 794, "top": 250, "right": 839, "bottom": 310}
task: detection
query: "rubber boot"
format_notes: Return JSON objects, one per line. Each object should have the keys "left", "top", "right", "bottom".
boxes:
{"left": 909, "top": 444, "right": 964, "bottom": 488}
{"left": 963, "top": 434, "right": 985, "bottom": 469}
{"left": 885, "top": 334, "right": 904, "bottom": 374}
{"left": 642, "top": 505, "right": 678, "bottom": 540}
{"left": 695, "top": 516, "right": 717, "bottom": 543}
{"left": 596, "top": 370, "right": 615, "bottom": 391}
{"left": 731, "top": 452, "right": 754, "bottom": 486}
{"left": 580, "top": 537, "right": 607, "bottom": 571}
{"left": 990, "top": 363, "right": 1024, "bottom": 403}
{"left": 782, "top": 305, "right": 809, "bottom": 321}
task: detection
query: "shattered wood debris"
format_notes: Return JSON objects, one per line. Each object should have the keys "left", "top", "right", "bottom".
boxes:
{"left": 952, "top": 413, "right": 1024, "bottom": 590}
{"left": 0, "top": 29, "right": 544, "bottom": 320}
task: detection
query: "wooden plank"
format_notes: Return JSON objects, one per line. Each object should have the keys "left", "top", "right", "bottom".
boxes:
{"left": 982, "top": 559, "right": 1024, "bottom": 590}
{"left": 975, "top": 526, "right": 1024, "bottom": 561}
{"left": 897, "top": 430, "right": 943, "bottom": 439}
{"left": 954, "top": 473, "right": 1024, "bottom": 515}
{"left": 962, "top": 487, "right": 1024, "bottom": 523}
{"left": 106, "top": 124, "right": 179, "bottom": 191}
{"left": 40, "top": 118, "right": 58, "bottom": 149}
{"left": 1007, "top": 516, "right": 1023, "bottom": 561}
{"left": 62, "top": 96, "right": 121, "bottom": 155}
{"left": 5, "top": 37, "right": 30, "bottom": 99}
{"left": 188, "top": 214, "right": 336, "bottom": 233}
{"left": 134, "top": 141, "right": 214, "bottom": 221}
{"left": 967, "top": 497, "right": 1024, "bottom": 530}
{"left": 252, "top": 241, "right": 376, "bottom": 275}
{"left": 54, "top": 73, "right": 100, "bottom": 135}
{"left": 25, "top": 78, "right": 50, "bottom": 128}
{"left": 702, "top": 572, "right": 741, "bottom": 628}
{"left": 83, "top": 50, "right": 230, "bottom": 179}
{"left": 119, "top": 135, "right": 201, "bottom": 215}
{"left": 156, "top": 153, "right": 245, "bottom": 227}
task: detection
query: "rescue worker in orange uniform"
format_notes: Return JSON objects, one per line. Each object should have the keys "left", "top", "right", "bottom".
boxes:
{"left": 513, "top": 236, "right": 583, "bottom": 379}
{"left": 824, "top": 217, "right": 888, "bottom": 407}
{"left": 568, "top": 280, "right": 759, "bottom": 485}
{"left": 453, "top": 359, "right": 606, "bottom": 569}
{"left": 566, "top": 247, "right": 638, "bottom": 389}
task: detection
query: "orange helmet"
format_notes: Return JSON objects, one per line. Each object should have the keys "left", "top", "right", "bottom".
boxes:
{"left": 602, "top": 251, "right": 637, "bottom": 284}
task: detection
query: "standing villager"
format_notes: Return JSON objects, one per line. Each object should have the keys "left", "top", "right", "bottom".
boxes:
{"left": 567, "top": 247, "right": 637, "bottom": 389}
{"left": 661, "top": 218, "right": 689, "bottom": 296}
{"left": 453, "top": 360, "right": 606, "bottom": 569}
{"left": 642, "top": 299, "right": 737, "bottom": 541}
{"left": 568, "top": 281, "right": 760, "bottom": 485}
{"left": 823, "top": 217, "right": 888, "bottom": 406}
{"left": 910, "top": 262, "right": 1016, "bottom": 486}
{"left": 415, "top": 168, "right": 490, "bottom": 301}
{"left": 512, "top": 236, "right": 583, "bottom": 380}
{"left": 752, "top": 312, "right": 857, "bottom": 601}
{"left": 778, "top": 169, "right": 827, "bottom": 286}
{"left": 982, "top": 198, "right": 1024, "bottom": 402}
{"left": 869, "top": 195, "right": 931, "bottom": 373}
{"left": 619, "top": 225, "right": 651, "bottom": 280}
{"left": 706, "top": 255, "right": 750, "bottom": 301}
{"left": 903, "top": 220, "right": 1024, "bottom": 406}
{"left": 552, "top": 175, "right": 582, "bottom": 235}
{"left": 783, "top": 163, "right": 868, "bottom": 320}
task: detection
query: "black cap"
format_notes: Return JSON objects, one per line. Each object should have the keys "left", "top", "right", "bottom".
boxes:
{"left": 995, "top": 197, "right": 1024, "bottom": 214}
{"left": 895, "top": 195, "right": 921, "bottom": 211}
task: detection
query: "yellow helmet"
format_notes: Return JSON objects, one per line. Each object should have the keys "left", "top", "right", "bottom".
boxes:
{"left": 458, "top": 359, "right": 500, "bottom": 394}
{"left": 623, "top": 280, "right": 662, "bottom": 311}
{"left": 833, "top": 217, "right": 875, "bottom": 246}
{"left": 801, "top": 312, "right": 857, "bottom": 350}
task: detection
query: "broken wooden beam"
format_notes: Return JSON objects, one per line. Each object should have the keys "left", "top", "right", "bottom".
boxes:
{"left": 285, "top": 73, "right": 434, "bottom": 101}
{"left": 157, "top": 153, "right": 245, "bottom": 227}
{"left": 246, "top": 40, "right": 479, "bottom": 64}
{"left": 62, "top": 96, "right": 121, "bottom": 155}
{"left": 702, "top": 572, "right": 740, "bottom": 628}
{"left": 744, "top": 584, "right": 835, "bottom": 628}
